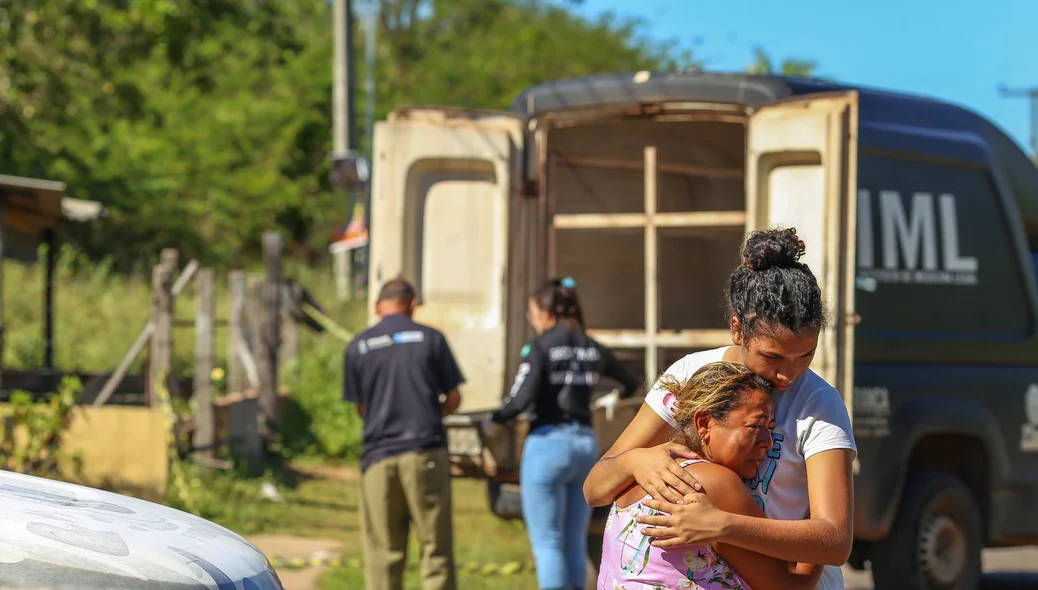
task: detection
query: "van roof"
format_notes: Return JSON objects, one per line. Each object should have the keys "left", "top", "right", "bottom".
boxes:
{"left": 511, "top": 71, "right": 1038, "bottom": 248}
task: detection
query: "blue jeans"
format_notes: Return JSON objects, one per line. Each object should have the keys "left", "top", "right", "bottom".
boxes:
{"left": 520, "top": 422, "right": 599, "bottom": 590}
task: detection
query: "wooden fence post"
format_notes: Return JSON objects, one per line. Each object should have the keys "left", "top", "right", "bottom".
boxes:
{"left": 247, "top": 276, "right": 274, "bottom": 441}
{"left": 279, "top": 282, "right": 300, "bottom": 373}
{"left": 227, "top": 270, "right": 246, "bottom": 396}
{"left": 262, "top": 232, "right": 282, "bottom": 430}
{"left": 193, "top": 268, "right": 215, "bottom": 461}
{"left": 148, "top": 250, "right": 176, "bottom": 406}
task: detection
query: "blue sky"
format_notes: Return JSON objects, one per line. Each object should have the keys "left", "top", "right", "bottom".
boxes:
{"left": 577, "top": 0, "right": 1037, "bottom": 154}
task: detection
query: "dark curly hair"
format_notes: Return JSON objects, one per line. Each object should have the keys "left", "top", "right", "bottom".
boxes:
{"left": 725, "top": 227, "right": 827, "bottom": 339}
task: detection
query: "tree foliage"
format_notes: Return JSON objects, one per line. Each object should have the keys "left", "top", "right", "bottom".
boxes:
{"left": 745, "top": 46, "right": 818, "bottom": 78}
{"left": 0, "top": 0, "right": 693, "bottom": 269}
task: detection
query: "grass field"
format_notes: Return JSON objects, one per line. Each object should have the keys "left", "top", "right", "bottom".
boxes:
{"left": 315, "top": 476, "right": 537, "bottom": 590}
{"left": 175, "top": 462, "right": 537, "bottom": 590}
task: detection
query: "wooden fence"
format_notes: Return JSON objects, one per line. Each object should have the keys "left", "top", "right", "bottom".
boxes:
{"left": 92, "top": 231, "right": 302, "bottom": 472}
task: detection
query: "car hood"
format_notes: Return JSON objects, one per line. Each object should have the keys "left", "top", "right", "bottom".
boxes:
{"left": 0, "top": 470, "right": 283, "bottom": 589}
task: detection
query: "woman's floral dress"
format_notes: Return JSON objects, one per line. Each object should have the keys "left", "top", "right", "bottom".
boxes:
{"left": 597, "top": 460, "right": 751, "bottom": 590}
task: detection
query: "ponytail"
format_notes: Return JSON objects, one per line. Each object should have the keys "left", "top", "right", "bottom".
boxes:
{"left": 532, "top": 277, "right": 585, "bottom": 331}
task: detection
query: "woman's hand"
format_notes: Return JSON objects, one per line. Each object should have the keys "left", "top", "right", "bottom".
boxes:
{"left": 620, "top": 443, "right": 704, "bottom": 504}
{"left": 637, "top": 490, "right": 731, "bottom": 548}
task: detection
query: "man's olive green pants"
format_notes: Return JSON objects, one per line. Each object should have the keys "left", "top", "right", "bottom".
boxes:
{"left": 359, "top": 448, "right": 456, "bottom": 590}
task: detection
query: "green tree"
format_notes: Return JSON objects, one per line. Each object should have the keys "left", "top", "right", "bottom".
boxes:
{"left": 371, "top": 0, "right": 697, "bottom": 112}
{"left": 1, "top": 0, "right": 695, "bottom": 269}
{"left": 1, "top": 0, "right": 338, "bottom": 266}
{"left": 745, "top": 46, "right": 818, "bottom": 78}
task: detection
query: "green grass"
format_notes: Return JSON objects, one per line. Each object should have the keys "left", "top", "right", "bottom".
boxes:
{"left": 315, "top": 477, "right": 536, "bottom": 590}
{"left": 170, "top": 463, "right": 359, "bottom": 537}
{"left": 169, "top": 463, "right": 537, "bottom": 590}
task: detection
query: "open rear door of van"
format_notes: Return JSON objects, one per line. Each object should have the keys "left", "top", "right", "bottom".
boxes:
{"left": 368, "top": 107, "right": 526, "bottom": 477}
{"left": 744, "top": 92, "right": 859, "bottom": 422}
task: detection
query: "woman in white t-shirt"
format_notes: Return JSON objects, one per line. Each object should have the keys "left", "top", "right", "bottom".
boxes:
{"left": 582, "top": 227, "right": 856, "bottom": 590}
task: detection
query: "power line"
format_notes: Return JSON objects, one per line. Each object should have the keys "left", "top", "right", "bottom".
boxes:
{"left": 998, "top": 83, "right": 1038, "bottom": 156}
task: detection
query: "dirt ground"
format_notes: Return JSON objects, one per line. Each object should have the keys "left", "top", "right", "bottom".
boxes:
{"left": 249, "top": 534, "right": 343, "bottom": 590}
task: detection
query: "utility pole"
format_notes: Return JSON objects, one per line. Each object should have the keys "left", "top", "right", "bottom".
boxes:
{"left": 331, "top": 0, "right": 369, "bottom": 302}
{"left": 364, "top": 12, "right": 377, "bottom": 166}
{"left": 999, "top": 84, "right": 1038, "bottom": 156}
{"left": 333, "top": 0, "right": 357, "bottom": 156}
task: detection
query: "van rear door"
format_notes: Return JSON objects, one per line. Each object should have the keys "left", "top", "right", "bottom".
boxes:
{"left": 368, "top": 108, "right": 525, "bottom": 413}
{"left": 744, "top": 92, "right": 860, "bottom": 420}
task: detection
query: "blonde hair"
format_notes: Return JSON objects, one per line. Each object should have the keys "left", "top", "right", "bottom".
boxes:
{"left": 658, "top": 361, "right": 773, "bottom": 452}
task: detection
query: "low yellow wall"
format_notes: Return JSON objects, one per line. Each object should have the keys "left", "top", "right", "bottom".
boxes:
{"left": 2, "top": 404, "right": 168, "bottom": 501}
{"left": 65, "top": 405, "right": 168, "bottom": 501}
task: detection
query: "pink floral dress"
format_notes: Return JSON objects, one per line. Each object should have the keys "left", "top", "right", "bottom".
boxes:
{"left": 597, "top": 460, "right": 751, "bottom": 590}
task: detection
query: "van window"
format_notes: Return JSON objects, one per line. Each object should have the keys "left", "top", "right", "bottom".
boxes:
{"left": 855, "top": 154, "right": 1033, "bottom": 340}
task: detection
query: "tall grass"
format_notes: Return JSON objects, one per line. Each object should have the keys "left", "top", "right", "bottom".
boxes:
{"left": 3, "top": 245, "right": 371, "bottom": 461}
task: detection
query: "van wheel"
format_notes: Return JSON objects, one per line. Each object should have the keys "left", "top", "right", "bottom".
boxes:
{"left": 870, "top": 471, "right": 982, "bottom": 590}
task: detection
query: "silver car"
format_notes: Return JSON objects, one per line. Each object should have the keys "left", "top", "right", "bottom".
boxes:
{"left": 0, "top": 470, "right": 284, "bottom": 589}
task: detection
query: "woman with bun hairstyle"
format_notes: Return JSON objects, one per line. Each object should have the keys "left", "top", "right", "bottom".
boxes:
{"left": 487, "top": 277, "right": 643, "bottom": 590}
{"left": 582, "top": 228, "right": 856, "bottom": 590}
{"left": 598, "top": 362, "right": 823, "bottom": 590}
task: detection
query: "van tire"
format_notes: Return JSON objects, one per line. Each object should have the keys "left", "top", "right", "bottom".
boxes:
{"left": 870, "top": 471, "right": 982, "bottom": 590}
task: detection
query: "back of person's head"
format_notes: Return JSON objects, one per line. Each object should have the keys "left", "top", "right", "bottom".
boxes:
{"left": 726, "top": 228, "right": 827, "bottom": 340}
{"left": 376, "top": 277, "right": 417, "bottom": 317}
{"left": 659, "top": 361, "right": 773, "bottom": 453}
{"left": 530, "top": 276, "right": 585, "bottom": 331}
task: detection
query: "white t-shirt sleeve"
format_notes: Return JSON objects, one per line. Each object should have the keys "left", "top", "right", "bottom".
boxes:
{"left": 644, "top": 357, "right": 685, "bottom": 428}
{"left": 643, "top": 348, "right": 729, "bottom": 429}
{"left": 795, "top": 375, "right": 858, "bottom": 461}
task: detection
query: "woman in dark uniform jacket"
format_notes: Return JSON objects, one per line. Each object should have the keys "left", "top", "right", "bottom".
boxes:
{"left": 488, "top": 277, "right": 642, "bottom": 590}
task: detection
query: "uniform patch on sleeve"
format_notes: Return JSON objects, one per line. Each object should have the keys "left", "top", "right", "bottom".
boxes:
{"left": 520, "top": 344, "right": 532, "bottom": 358}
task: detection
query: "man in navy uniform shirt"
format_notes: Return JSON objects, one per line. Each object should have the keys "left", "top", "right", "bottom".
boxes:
{"left": 343, "top": 278, "right": 464, "bottom": 590}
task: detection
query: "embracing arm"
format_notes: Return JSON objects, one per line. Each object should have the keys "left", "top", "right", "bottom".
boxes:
{"left": 690, "top": 464, "right": 823, "bottom": 590}
{"left": 718, "top": 448, "right": 854, "bottom": 565}
{"left": 644, "top": 448, "right": 854, "bottom": 565}
{"left": 582, "top": 404, "right": 699, "bottom": 506}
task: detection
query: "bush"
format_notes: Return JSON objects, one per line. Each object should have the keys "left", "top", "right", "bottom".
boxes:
{"left": 0, "top": 377, "right": 83, "bottom": 478}
{"left": 278, "top": 346, "right": 363, "bottom": 460}
{"left": 277, "top": 297, "right": 369, "bottom": 462}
